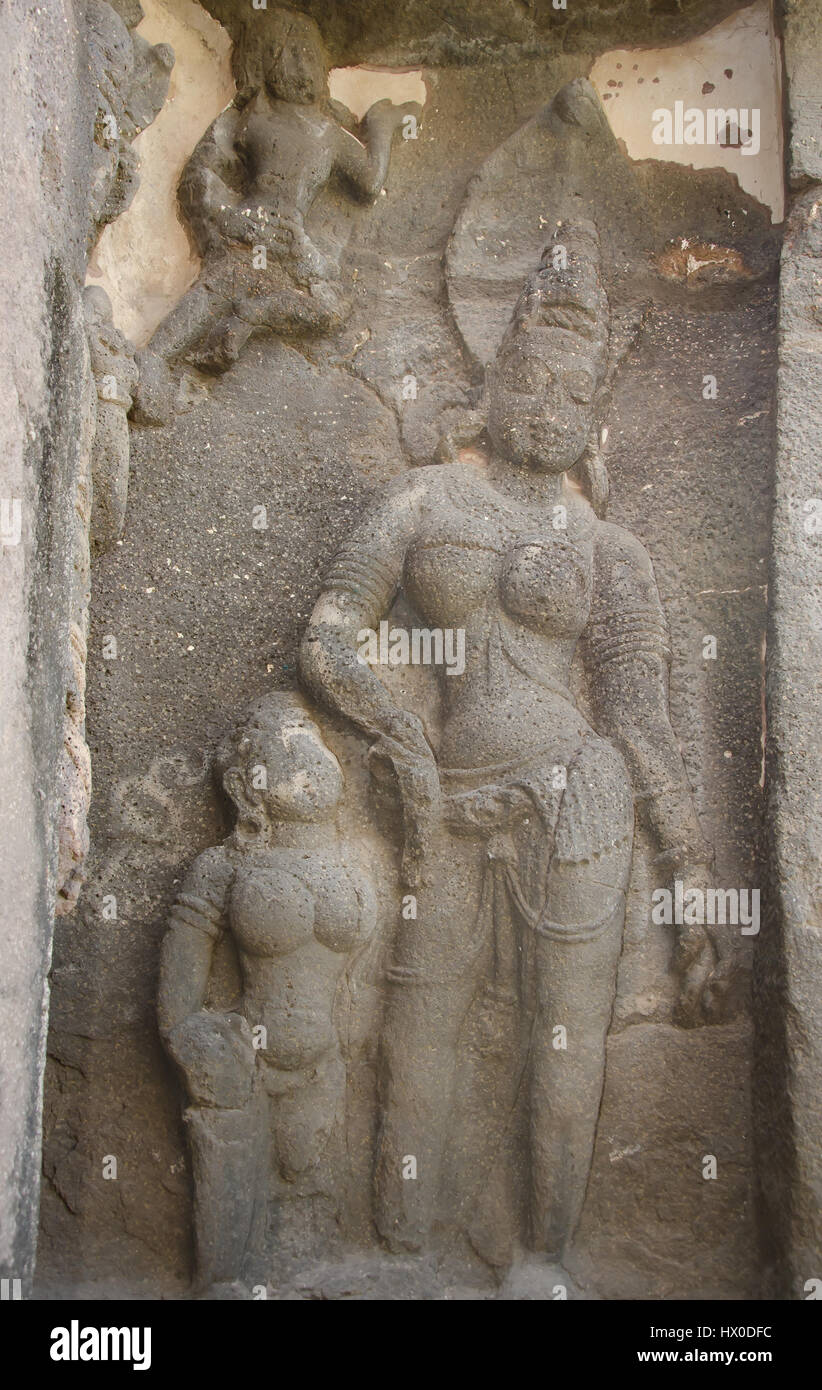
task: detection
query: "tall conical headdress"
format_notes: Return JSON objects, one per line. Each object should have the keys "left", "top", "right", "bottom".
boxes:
{"left": 500, "top": 219, "right": 610, "bottom": 378}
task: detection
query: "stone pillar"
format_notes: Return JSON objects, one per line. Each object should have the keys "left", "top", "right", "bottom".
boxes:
{"left": 0, "top": 0, "right": 97, "bottom": 1291}
{"left": 760, "top": 0, "right": 822, "bottom": 1298}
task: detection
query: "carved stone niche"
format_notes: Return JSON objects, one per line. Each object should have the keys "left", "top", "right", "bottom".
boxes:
{"left": 38, "top": 2, "right": 792, "bottom": 1305}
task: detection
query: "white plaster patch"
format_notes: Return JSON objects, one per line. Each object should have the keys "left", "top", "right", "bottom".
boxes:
{"left": 589, "top": 0, "right": 783, "bottom": 220}
{"left": 329, "top": 67, "right": 426, "bottom": 121}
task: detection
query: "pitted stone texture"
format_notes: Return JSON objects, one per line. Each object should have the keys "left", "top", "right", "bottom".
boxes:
{"left": 0, "top": 0, "right": 105, "bottom": 1284}
{"left": 574, "top": 1022, "right": 757, "bottom": 1299}
{"left": 86, "top": 0, "right": 173, "bottom": 247}
{"left": 203, "top": 0, "right": 746, "bottom": 68}
{"left": 759, "top": 188, "right": 822, "bottom": 1295}
{"left": 783, "top": 0, "right": 822, "bottom": 188}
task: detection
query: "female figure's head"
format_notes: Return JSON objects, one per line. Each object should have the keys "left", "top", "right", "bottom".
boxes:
{"left": 215, "top": 691, "right": 343, "bottom": 832}
{"left": 485, "top": 220, "right": 610, "bottom": 477}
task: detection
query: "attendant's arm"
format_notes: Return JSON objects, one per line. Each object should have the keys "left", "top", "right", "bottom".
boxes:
{"left": 333, "top": 101, "right": 421, "bottom": 202}
{"left": 157, "top": 847, "right": 233, "bottom": 1040}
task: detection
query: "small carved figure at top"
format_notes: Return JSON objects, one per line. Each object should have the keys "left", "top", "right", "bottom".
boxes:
{"left": 132, "top": 6, "right": 422, "bottom": 424}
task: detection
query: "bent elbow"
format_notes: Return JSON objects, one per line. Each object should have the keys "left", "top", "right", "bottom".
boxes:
{"left": 299, "top": 623, "right": 336, "bottom": 701}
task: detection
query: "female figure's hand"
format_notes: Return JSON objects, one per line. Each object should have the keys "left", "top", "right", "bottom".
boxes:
{"left": 367, "top": 711, "right": 441, "bottom": 890}
{"left": 669, "top": 863, "right": 745, "bottom": 1028}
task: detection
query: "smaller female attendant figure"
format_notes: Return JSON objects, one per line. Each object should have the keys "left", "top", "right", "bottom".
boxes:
{"left": 157, "top": 692, "right": 376, "bottom": 1295}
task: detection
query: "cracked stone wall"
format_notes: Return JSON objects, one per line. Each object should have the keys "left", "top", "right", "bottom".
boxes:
{"left": 0, "top": 0, "right": 99, "bottom": 1289}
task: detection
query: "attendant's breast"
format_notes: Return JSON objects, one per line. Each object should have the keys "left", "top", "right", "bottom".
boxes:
{"left": 229, "top": 866, "right": 315, "bottom": 958}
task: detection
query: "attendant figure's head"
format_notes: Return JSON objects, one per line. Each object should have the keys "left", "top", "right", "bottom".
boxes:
{"left": 215, "top": 691, "right": 343, "bottom": 832}
{"left": 263, "top": 9, "right": 328, "bottom": 105}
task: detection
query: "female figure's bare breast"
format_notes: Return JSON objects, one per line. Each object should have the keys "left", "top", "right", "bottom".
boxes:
{"left": 404, "top": 465, "right": 596, "bottom": 767}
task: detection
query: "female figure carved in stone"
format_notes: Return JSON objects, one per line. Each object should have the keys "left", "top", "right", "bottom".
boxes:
{"left": 300, "top": 222, "right": 718, "bottom": 1285}
{"left": 157, "top": 692, "right": 376, "bottom": 1294}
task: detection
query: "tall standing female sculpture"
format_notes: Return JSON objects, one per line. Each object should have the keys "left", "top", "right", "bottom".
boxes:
{"left": 300, "top": 221, "right": 718, "bottom": 1284}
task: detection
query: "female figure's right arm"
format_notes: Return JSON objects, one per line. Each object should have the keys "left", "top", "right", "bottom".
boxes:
{"left": 300, "top": 474, "right": 440, "bottom": 886}
{"left": 299, "top": 473, "right": 430, "bottom": 761}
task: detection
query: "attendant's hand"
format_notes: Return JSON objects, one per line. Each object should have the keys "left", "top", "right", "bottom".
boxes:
{"left": 362, "top": 99, "right": 422, "bottom": 138}
{"left": 164, "top": 1009, "right": 256, "bottom": 1109}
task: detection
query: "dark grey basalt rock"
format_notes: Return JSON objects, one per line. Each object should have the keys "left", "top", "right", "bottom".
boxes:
{"left": 0, "top": 0, "right": 819, "bottom": 1306}
{"left": 203, "top": 0, "right": 747, "bottom": 68}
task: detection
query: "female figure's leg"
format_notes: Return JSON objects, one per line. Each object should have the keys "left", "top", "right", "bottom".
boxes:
{"left": 528, "top": 844, "right": 631, "bottom": 1258}
{"left": 374, "top": 834, "right": 488, "bottom": 1253}
{"left": 528, "top": 738, "right": 634, "bottom": 1258}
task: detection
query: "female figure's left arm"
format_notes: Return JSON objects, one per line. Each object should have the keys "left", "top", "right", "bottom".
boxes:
{"left": 581, "top": 521, "right": 719, "bottom": 1022}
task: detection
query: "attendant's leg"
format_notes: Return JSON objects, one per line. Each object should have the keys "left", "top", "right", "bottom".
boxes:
{"left": 132, "top": 281, "right": 231, "bottom": 423}
{"left": 273, "top": 1051, "right": 345, "bottom": 1181}
{"left": 184, "top": 1082, "right": 269, "bottom": 1292}
{"left": 148, "top": 282, "right": 221, "bottom": 363}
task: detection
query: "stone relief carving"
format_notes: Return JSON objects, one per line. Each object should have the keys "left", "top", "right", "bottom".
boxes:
{"left": 53, "top": 5, "right": 173, "bottom": 918}
{"left": 445, "top": 76, "right": 777, "bottom": 372}
{"left": 87, "top": 0, "right": 174, "bottom": 248}
{"left": 20, "top": 0, "right": 790, "bottom": 1311}
{"left": 133, "top": 6, "right": 421, "bottom": 424}
{"left": 83, "top": 286, "right": 139, "bottom": 551}
{"left": 157, "top": 692, "right": 376, "bottom": 1296}
{"left": 298, "top": 221, "right": 728, "bottom": 1289}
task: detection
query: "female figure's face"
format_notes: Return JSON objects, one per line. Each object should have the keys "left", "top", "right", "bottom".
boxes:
{"left": 229, "top": 713, "right": 343, "bottom": 825}
{"left": 485, "top": 330, "right": 601, "bottom": 474}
